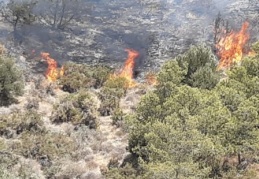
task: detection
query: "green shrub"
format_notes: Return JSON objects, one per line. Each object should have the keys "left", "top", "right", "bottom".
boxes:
{"left": 0, "top": 152, "right": 19, "bottom": 178}
{"left": 13, "top": 131, "right": 76, "bottom": 163}
{"left": 98, "top": 77, "right": 128, "bottom": 116}
{"left": 0, "top": 54, "right": 24, "bottom": 106}
{"left": 158, "top": 45, "right": 220, "bottom": 90}
{"left": 51, "top": 90, "right": 98, "bottom": 129}
{"left": 59, "top": 62, "right": 113, "bottom": 92}
{"left": 59, "top": 62, "right": 95, "bottom": 93}
{"left": 91, "top": 64, "right": 113, "bottom": 88}
{"left": 0, "top": 111, "right": 44, "bottom": 138}
{"left": 111, "top": 108, "right": 125, "bottom": 127}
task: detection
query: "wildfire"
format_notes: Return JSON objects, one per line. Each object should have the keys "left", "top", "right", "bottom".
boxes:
{"left": 216, "top": 21, "right": 250, "bottom": 70}
{"left": 111, "top": 49, "right": 139, "bottom": 88}
{"left": 41, "top": 52, "right": 64, "bottom": 82}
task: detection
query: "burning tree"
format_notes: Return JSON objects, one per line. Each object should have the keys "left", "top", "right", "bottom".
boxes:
{"left": 41, "top": 52, "right": 64, "bottom": 82}
{"left": 111, "top": 49, "right": 139, "bottom": 88}
{"left": 216, "top": 21, "right": 250, "bottom": 70}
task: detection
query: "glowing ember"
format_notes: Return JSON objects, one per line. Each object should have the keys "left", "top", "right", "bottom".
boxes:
{"left": 112, "top": 49, "right": 139, "bottom": 88}
{"left": 216, "top": 21, "right": 250, "bottom": 70}
{"left": 41, "top": 52, "right": 64, "bottom": 82}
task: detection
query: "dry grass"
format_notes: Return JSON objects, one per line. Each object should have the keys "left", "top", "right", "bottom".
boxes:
{"left": 0, "top": 72, "right": 135, "bottom": 178}
{"left": 0, "top": 44, "right": 6, "bottom": 55}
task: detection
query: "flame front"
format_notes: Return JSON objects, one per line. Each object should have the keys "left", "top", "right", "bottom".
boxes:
{"left": 216, "top": 21, "right": 250, "bottom": 70}
{"left": 41, "top": 52, "right": 63, "bottom": 82}
{"left": 112, "top": 49, "right": 139, "bottom": 88}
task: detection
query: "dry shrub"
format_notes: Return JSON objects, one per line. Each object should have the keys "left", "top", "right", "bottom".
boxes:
{"left": 111, "top": 108, "right": 125, "bottom": 127}
{"left": 12, "top": 131, "right": 76, "bottom": 165}
{"left": 57, "top": 161, "right": 88, "bottom": 178}
{"left": 98, "top": 77, "right": 128, "bottom": 116}
{"left": 0, "top": 44, "right": 6, "bottom": 55}
{"left": 59, "top": 62, "right": 112, "bottom": 93}
{"left": 81, "top": 171, "right": 103, "bottom": 179}
{"left": 0, "top": 111, "right": 44, "bottom": 139}
{"left": 24, "top": 98, "right": 40, "bottom": 110}
{"left": 0, "top": 152, "right": 45, "bottom": 178}
{"left": 51, "top": 90, "right": 98, "bottom": 129}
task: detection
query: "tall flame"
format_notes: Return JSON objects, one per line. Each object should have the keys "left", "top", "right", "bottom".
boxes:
{"left": 112, "top": 49, "right": 139, "bottom": 88}
{"left": 216, "top": 21, "right": 250, "bottom": 70}
{"left": 41, "top": 52, "right": 64, "bottom": 82}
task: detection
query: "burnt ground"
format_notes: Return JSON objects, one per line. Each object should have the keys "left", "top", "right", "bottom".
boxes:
{"left": 0, "top": 0, "right": 259, "bottom": 73}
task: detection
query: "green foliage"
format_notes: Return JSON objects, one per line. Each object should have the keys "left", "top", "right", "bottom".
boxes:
{"left": 59, "top": 62, "right": 95, "bottom": 93}
{"left": 104, "top": 163, "right": 138, "bottom": 179}
{"left": 0, "top": 55, "right": 24, "bottom": 106}
{"left": 59, "top": 62, "right": 112, "bottom": 92}
{"left": 0, "top": 138, "right": 6, "bottom": 151}
{"left": 157, "top": 45, "right": 219, "bottom": 90}
{"left": 215, "top": 85, "right": 246, "bottom": 112}
{"left": 51, "top": 90, "right": 98, "bottom": 129}
{"left": 0, "top": 153, "right": 20, "bottom": 178}
{"left": 98, "top": 77, "right": 128, "bottom": 116}
{"left": 0, "top": 111, "right": 44, "bottom": 139}
{"left": 157, "top": 60, "right": 186, "bottom": 86}
{"left": 111, "top": 108, "right": 125, "bottom": 127}
{"left": 11, "top": 131, "right": 76, "bottom": 162}
{"left": 190, "top": 65, "right": 220, "bottom": 89}
{"left": 114, "top": 44, "right": 259, "bottom": 178}
{"left": 176, "top": 44, "right": 216, "bottom": 76}
{"left": 91, "top": 65, "right": 113, "bottom": 88}
{"left": 251, "top": 41, "right": 259, "bottom": 54}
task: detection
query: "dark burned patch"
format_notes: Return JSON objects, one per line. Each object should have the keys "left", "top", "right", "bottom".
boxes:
{"left": 0, "top": 0, "right": 258, "bottom": 76}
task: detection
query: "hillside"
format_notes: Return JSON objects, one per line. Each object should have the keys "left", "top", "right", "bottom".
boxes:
{"left": 1, "top": 0, "right": 259, "bottom": 178}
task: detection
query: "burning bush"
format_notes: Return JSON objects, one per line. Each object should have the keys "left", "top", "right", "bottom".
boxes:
{"left": 110, "top": 49, "right": 139, "bottom": 88}
{"left": 0, "top": 54, "right": 24, "bottom": 106}
{"left": 51, "top": 90, "right": 98, "bottom": 129}
{"left": 216, "top": 22, "right": 250, "bottom": 70}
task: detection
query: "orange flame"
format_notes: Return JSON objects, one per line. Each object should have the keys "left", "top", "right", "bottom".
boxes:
{"left": 112, "top": 49, "right": 139, "bottom": 88}
{"left": 216, "top": 21, "right": 250, "bottom": 70}
{"left": 41, "top": 52, "right": 64, "bottom": 82}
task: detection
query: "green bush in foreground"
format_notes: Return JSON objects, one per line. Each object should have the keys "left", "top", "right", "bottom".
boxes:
{"left": 59, "top": 62, "right": 112, "bottom": 92}
{"left": 0, "top": 54, "right": 24, "bottom": 106}
{"left": 106, "top": 44, "right": 259, "bottom": 178}
{"left": 51, "top": 90, "right": 98, "bottom": 129}
{"left": 0, "top": 111, "right": 44, "bottom": 139}
{"left": 98, "top": 77, "right": 128, "bottom": 116}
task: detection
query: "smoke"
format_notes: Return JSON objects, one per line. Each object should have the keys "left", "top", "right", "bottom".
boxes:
{"left": 0, "top": 0, "right": 257, "bottom": 69}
